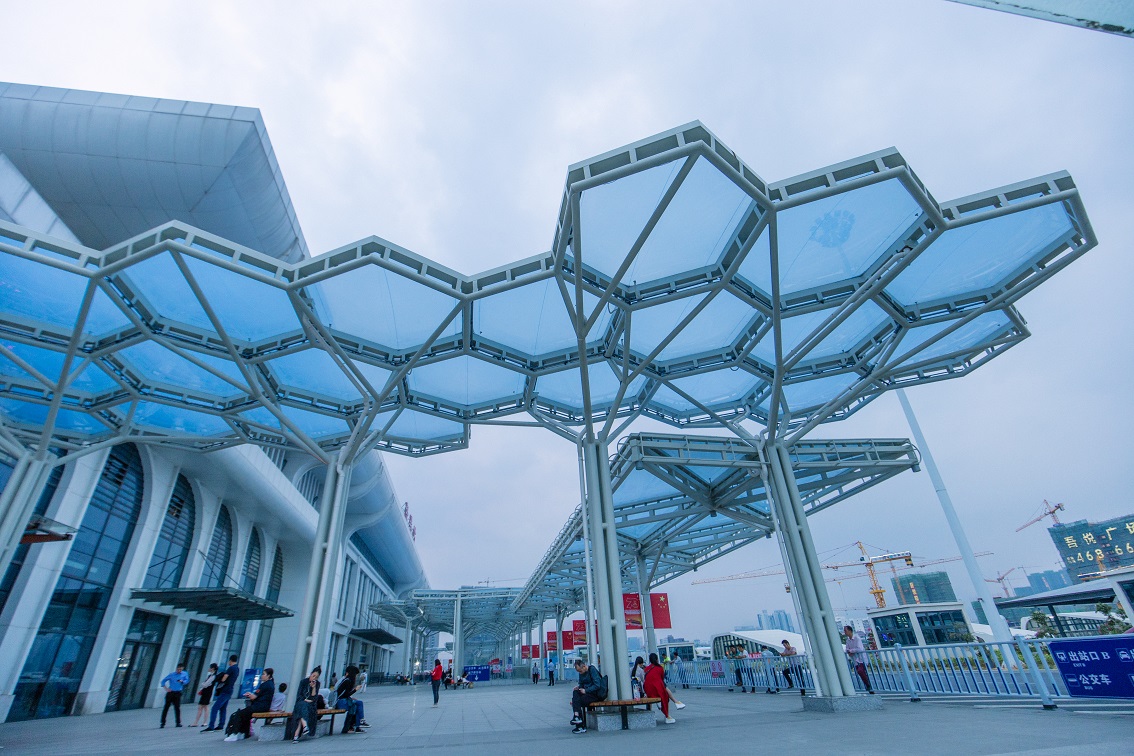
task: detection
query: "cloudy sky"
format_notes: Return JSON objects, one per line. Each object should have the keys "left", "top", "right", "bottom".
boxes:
{"left": 4, "top": 0, "right": 1131, "bottom": 641}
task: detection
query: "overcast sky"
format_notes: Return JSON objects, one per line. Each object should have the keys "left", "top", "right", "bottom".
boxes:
{"left": 4, "top": 0, "right": 1132, "bottom": 642}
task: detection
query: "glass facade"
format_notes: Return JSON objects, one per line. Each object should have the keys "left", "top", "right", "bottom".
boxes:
{"left": 200, "top": 506, "right": 232, "bottom": 588}
{"left": 223, "top": 530, "right": 261, "bottom": 661}
{"left": 915, "top": 610, "right": 970, "bottom": 644}
{"left": 179, "top": 620, "right": 213, "bottom": 695}
{"left": 872, "top": 613, "right": 918, "bottom": 647}
{"left": 8, "top": 444, "right": 144, "bottom": 721}
{"left": 142, "top": 474, "right": 195, "bottom": 589}
{"left": 251, "top": 546, "right": 283, "bottom": 669}
{"left": 106, "top": 610, "right": 168, "bottom": 711}
{"left": 0, "top": 463, "right": 63, "bottom": 614}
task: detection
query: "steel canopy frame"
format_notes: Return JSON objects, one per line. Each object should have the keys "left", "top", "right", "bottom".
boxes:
{"left": 1, "top": 116, "right": 1097, "bottom": 701}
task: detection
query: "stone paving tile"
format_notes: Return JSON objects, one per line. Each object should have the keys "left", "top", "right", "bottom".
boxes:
{"left": 0, "top": 682, "right": 1128, "bottom": 755}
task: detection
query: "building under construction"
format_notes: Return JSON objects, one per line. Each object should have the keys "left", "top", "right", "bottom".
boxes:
{"left": 890, "top": 571, "right": 957, "bottom": 605}
{"left": 1050, "top": 515, "right": 1134, "bottom": 582}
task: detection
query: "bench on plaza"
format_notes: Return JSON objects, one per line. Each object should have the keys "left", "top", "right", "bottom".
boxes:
{"left": 251, "top": 708, "right": 346, "bottom": 741}
{"left": 586, "top": 697, "right": 662, "bottom": 731}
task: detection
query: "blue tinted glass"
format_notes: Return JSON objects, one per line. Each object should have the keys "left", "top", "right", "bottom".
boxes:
{"left": 651, "top": 369, "right": 764, "bottom": 413}
{"left": 310, "top": 263, "right": 461, "bottom": 349}
{"left": 753, "top": 301, "right": 891, "bottom": 365}
{"left": 132, "top": 401, "right": 231, "bottom": 435}
{"left": 578, "top": 159, "right": 682, "bottom": 278}
{"left": 0, "top": 398, "right": 107, "bottom": 434}
{"left": 267, "top": 349, "right": 364, "bottom": 400}
{"left": 0, "top": 342, "right": 118, "bottom": 394}
{"left": 612, "top": 468, "right": 680, "bottom": 505}
{"left": 631, "top": 291, "right": 756, "bottom": 362}
{"left": 278, "top": 405, "right": 350, "bottom": 439}
{"left": 473, "top": 279, "right": 612, "bottom": 355}
{"left": 117, "top": 252, "right": 213, "bottom": 330}
{"left": 894, "top": 311, "right": 1014, "bottom": 368}
{"left": 115, "top": 342, "right": 246, "bottom": 397}
{"left": 776, "top": 179, "right": 922, "bottom": 294}
{"left": 734, "top": 226, "right": 771, "bottom": 295}
{"left": 782, "top": 373, "right": 860, "bottom": 413}
{"left": 381, "top": 409, "right": 464, "bottom": 441}
{"left": 0, "top": 253, "right": 129, "bottom": 335}
{"left": 408, "top": 355, "right": 526, "bottom": 407}
{"left": 182, "top": 255, "right": 300, "bottom": 341}
{"left": 536, "top": 362, "right": 646, "bottom": 409}
{"left": 885, "top": 203, "right": 1074, "bottom": 305}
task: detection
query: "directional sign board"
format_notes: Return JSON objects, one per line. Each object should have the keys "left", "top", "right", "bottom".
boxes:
{"left": 1049, "top": 637, "right": 1134, "bottom": 699}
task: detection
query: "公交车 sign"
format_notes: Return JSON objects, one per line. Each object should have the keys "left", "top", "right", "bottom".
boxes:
{"left": 1049, "top": 637, "right": 1134, "bottom": 699}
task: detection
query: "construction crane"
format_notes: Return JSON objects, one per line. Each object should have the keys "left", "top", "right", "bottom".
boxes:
{"left": 824, "top": 542, "right": 914, "bottom": 609}
{"left": 1016, "top": 500, "right": 1065, "bottom": 532}
{"left": 985, "top": 567, "right": 1018, "bottom": 598}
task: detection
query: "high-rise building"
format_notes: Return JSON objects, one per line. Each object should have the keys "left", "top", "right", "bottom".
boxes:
{"left": 1027, "top": 570, "right": 1071, "bottom": 592}
{"left": 1049, "top": 517, "right": 1134, "bottom": 582}
{"left": 752, "top": 609, "right": 796, "bottom": 633}
{"left": 891, "top": 571, "right": 957, "bottom": 605}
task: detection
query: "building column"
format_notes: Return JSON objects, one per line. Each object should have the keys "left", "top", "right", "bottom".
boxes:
{"left": 767, "top": 443, "right": 855, "bottom": 697}
{"left": 452, "top": 594, "right": 463, "bottom": 675}
{"left": 582, "top": 439, "right": 631, "bottom": 699}
{"left": 288, "top": 454, "right": 352, "bottom": 706}
{"left": 0, "top": 455, "right": 53, "bottom": 583}
{"left": 635, "top": 554, "right": 656, "bottom": 656}
{"left": 555, "top": 608, "right": 565, "bottom": 679}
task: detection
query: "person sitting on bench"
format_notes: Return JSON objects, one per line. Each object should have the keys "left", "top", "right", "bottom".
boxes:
{"left": 570, "top": 659, "right": 606, "bottom": 734}
{"left": 224, "top": 668, "right": 274, "bottom": 741}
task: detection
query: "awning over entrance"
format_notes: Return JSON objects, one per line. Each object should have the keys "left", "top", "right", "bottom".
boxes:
{"left": 351, "top": 627, "right": 403, "bottom": 645}
{"left": 131, "top": 587, "right": 294, "bottom": 621}
{"left": 995, "top": 582, "right": 1117, "bottom": 610}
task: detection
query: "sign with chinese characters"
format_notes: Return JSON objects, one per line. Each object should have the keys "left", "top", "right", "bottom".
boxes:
{"left": 622, "top": 593, "right": 673, "bottom": 629}
{"left": 1049, "top": 637, "right": 1134, "bottom": 699}
{"left": 520, "top": 645, "right": 530, "bottom": 660}
{"left": 462, "top": 665, "right": 491, "bottom": 682}
{"left": 709, "top": 660, "right": 726, "bottom": 679}
{"left": 572, "top": 619, "right": 588, "bottom": 647}
{"left": 1050, "top": 516, "right": 1134, "bottom": 582}
{"left": 546, "top": 631, "right": 558, "bottom": 651}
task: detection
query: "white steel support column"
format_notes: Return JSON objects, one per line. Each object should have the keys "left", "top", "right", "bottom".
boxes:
{"left": 767, "top": 443, "right": 854, "bottom": 697}
{"left": 0, "top": 455, "right": 52, "bottom": 583}
{"left": 452, "top": 594, "right": 463, "bottom": 675}
{"left": 289, "top": 452, "right": 353, "bottom": 705}
{"left": 582, "top": 439, "right": 631, "bottom": 699}
{"left": 555, "top": 608, "right": 565, "bottom": 679}
{"left": 402, "top": 620, "right": 415, "bottom": 678}
{"left": 635, "top": 553, "right": 656, "bottom": 655}
{"left": 897, "top": 389, "right": 1014, "bottom": 643}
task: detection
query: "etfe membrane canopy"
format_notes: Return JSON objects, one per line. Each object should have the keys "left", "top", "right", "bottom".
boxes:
{"left": 370, "top": 588, "right": 526, "bottom": 640}
{"left": 0, "top": 119, "right": 1096, "bottom": 458}
{"left": 513, "top": 433, "right": 919, "bottom": 616}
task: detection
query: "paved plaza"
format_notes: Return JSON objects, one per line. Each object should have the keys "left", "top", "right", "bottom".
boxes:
{"left": 0, "top": 682, "right": 1129, "bottom": 755}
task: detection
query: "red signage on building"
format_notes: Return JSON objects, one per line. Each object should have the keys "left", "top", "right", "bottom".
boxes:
{"left": 622, "top": 593, "right": 673, "bottom": 629}
{"left": 530, "top": 643, "right": 541, "bottom": 658}
{"left": 572, "top": 619, "right": 587, "bottom": 646}
{"left": 546, "top": 631, "right": 558, "bottom": 651}
{"left": 561, "top": 630, "right": 575, "bottom": 650}
{"left": 520, "top": 645, "right": 530, "bottom": 659}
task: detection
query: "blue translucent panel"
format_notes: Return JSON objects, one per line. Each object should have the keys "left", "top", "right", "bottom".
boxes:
{"left": 650, "top": 368, "right": 764, "bottom": 413}
{"left": 886, "top": 203, "right": 1074, "bottom": 306}
{"left": 620, "top": 523, "right": 657, "bottom": 539}
{"left": 631, "top": 291, "right": 757, "bottom": 362}
{"left": 0, "top": 252, "right": 130, "bottom": 335}
{"left": 535, "top": 362, "right": 646, "bottom": 409}
{"left": 267, "top": 349, "right": 367, "bottom": 400}
{"left": 578, "top": 159, "right": 682, "bottom": 278}
{"left": 311, "top": 264, "right": 461, "bottom": 349}
{"left": 776, "top": 179, "right": 922, "bottom": 294}
{"left": 278, "top": 405, "right": 350, "bottom": 439}
{"left": 612, "top": 468, "right": 681, "bottom": 505}
{"left": 0, "top": 398, "right": 108, "bottom": 434}
{"left": 132, "top": 401, "right": 231, "bottom": 435}
{"left": 118, "top": 252, "right": 213, "bottom": 330}
{"left": 687, "top": 463, "right": 733, "bottom": 484}
{"left": 182, "top": 255, "right": 300, "bottom": 342}
{"left": 380, "top": 409, "right": 464, "bottom": 441}
{"left": 408, "top": 356, "right": 525, "bottom": 407}
{"left": 894, "top": 311, "right": 1013, "bottom": 368}
{"left": 116, "top": 341, "right": 246, "bottom": 397}
{"left": 734, "top": 226, "right": 771, "bottom": 295}
{"left": 752, "top": 301, "right": 891, "bottom": 365}
{"left": 0, "top": 340, "right": 65, "bottom": 385}
{"left": 626, "top": 158, "right": 753, "bottom": 284}
{"left": 782, "top": 373, "right": 861, "bottom": 413}
{"left": 473, "top": 279, "right": 612, "bottom": 355}
{"left": 70, "top": 362, "right": 118, "bottom": 394}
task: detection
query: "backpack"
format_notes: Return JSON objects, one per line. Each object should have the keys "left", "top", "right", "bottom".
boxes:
{"left": 595, "top": 674, "right": 609, "bottom": 700}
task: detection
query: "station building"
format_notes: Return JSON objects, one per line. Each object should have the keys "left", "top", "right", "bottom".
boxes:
{"left": 0, "top": 83, "right": 427, "bottom": 721}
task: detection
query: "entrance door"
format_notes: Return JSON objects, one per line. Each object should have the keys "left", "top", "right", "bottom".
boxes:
{"left": 179, "top": 620, "right": 213, "bottom": 694}
{"left": 106, "top": 611, "right": 168, "bottom": 711}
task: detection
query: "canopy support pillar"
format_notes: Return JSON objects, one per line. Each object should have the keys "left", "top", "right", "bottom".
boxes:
{"left": 0, "top": 454, "right": 52, "bottom": 583}
{"left": 635, "top": 553, "right": 656, "bottom": 656}
{"left": 452, "top": 593, "right": 463, "bottom": 674}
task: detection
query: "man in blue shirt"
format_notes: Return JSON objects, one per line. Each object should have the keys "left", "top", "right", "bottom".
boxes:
{"left": 160, "top": 663, "right": 190, "bottom": 728}
{"left": 205, "top": 654, "right": 240, "bottom": 732}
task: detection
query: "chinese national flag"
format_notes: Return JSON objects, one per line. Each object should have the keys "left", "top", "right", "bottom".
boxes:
{"left": 562, "top": 631, "right": 575, "bottom": 650}
{"left": 650, "top": 593, "right": 672, "bottom": 629}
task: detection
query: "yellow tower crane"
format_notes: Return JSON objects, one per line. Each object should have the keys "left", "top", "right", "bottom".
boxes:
{"left": 824, "top": 542, "right": 914, "bottom": 609}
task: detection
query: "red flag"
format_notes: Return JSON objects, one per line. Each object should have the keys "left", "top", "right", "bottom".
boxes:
{"left": 572, "top": 619, "right": 587, "bottom": 646}
{"left": 531, "top": 644, "right": 541, "bottom": 658}
{"left": 650, "top": 593, "right": 672, "bottom": 629}
{"left": 562, "top": 630, "right": 575, "bottom": 650}
{"left": 623, "top": 593, "right": 643, "bottom": 630}
{"left": 520, "top": 645, "right": 530, "bottom": 659}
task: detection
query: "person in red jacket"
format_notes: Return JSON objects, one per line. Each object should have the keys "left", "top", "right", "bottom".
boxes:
{"left": 643, "top": 653, "right": 675, "bottom": 724}
{"left": 430, "top": 659, "right": 443, "bottom": 707}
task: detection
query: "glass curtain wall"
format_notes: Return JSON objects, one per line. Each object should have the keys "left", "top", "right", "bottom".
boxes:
{"left": 106, "top": 610, "right": 169, "bottom": 711}
{"left": 223, "top": 530, "right": 261, "bottom": 662}
{"left": 250, "top": 547, "right": 283, "bottom": 669}
{"left": 200, "top": 507, "right": 232, "bottom": 588}
{"left": 0, "top": 463, "right": 64, "bottom": 613}
{"left": 142, "top": 475, "right": 195, "bottom": 589}
{"left": 179, "top": 619, "right": 214, "bottom": 695}
{"left": 8, "top": 444, "right": 144, "bottom": 721}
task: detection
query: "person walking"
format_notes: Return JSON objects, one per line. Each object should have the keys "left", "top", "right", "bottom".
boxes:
{"left": 643, "top": 653, "right": 674, "bottom": 724}
{"left": 224, "top": 667, "right": 274, "bottom": 741}
{"left": 286, "top": 667, "right": 321, "bottom": 742}
{"left": 570, "top": 659, "right": 607, "bottom": 734}
{"left": 430, "top": 659, "right": 443, "bottom": 707}
{"left": 546, "top": 658, "right": 555, "bottom": 686}
{"left": 531, "top": 658, "right": 540, "bottom": 684}
{"left": 159, "top": 663, "right": 190, "bottom": 728}
{"left": 191, "top": 663, "right": 217, "bottom": 728}
{"left": 844, "top": 625, "right": 874, "bottom": 693}
{"left": 205, "top": 654, "right": 240, "bottom": 732}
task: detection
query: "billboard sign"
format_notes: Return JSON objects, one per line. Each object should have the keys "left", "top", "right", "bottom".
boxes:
{"left": 622, "top": 593, "right": 673, "bottom": 629}
{"left": 1050, "top": 637, "right": 1134, "bottom": 699}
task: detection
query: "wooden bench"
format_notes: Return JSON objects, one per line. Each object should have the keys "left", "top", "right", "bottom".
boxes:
{"left": 587, "top": 697, "right": 662, "bottom": 730}
{"left": 251, "top": 708, "right": 346, "bottom": 740}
